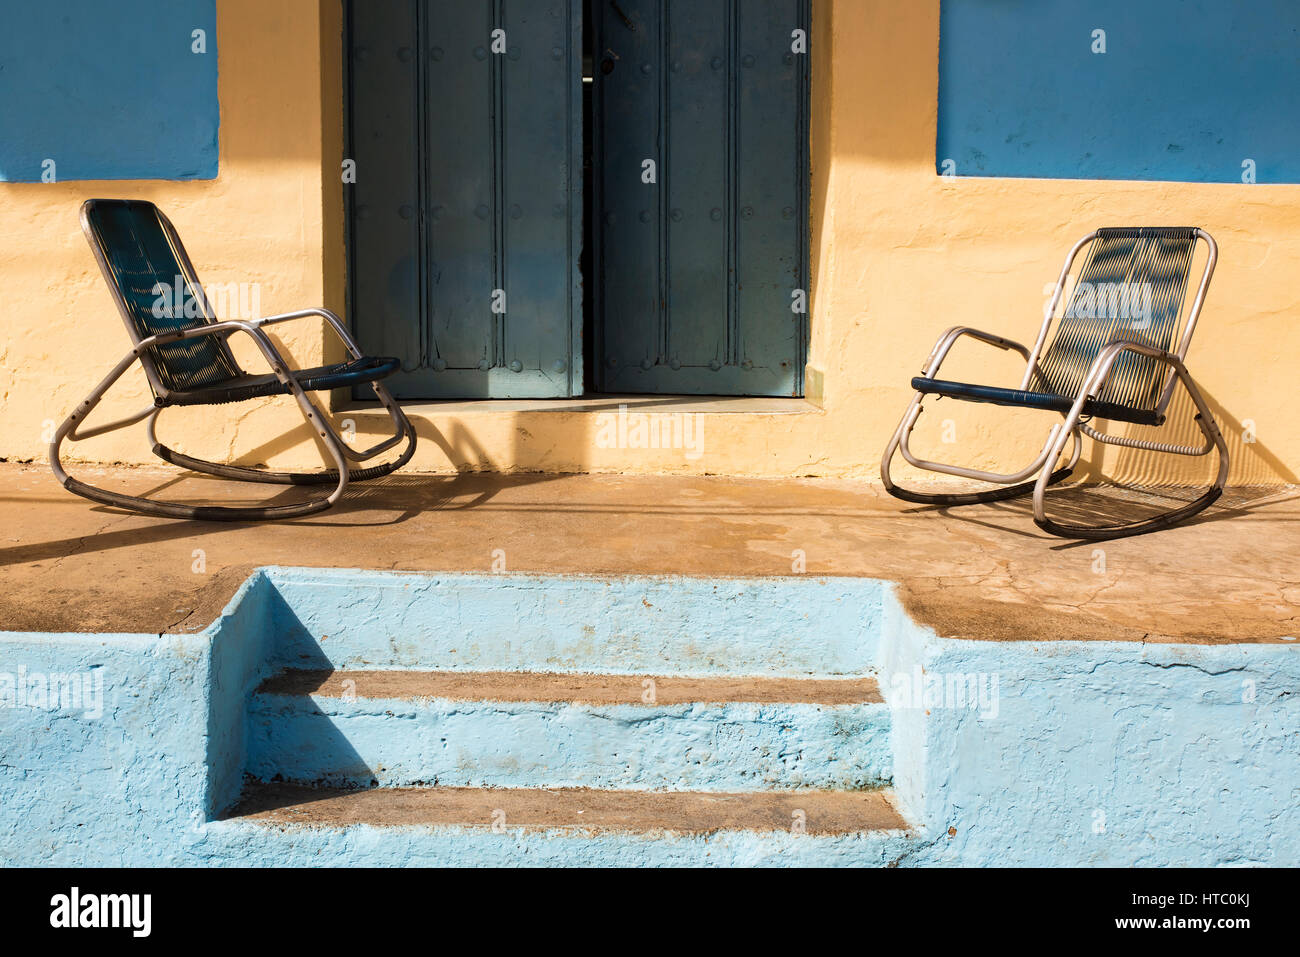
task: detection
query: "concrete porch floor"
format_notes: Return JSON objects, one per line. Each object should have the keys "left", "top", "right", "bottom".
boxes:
{"left": 0, "top": 462, "right": 1295, "bottom": 643}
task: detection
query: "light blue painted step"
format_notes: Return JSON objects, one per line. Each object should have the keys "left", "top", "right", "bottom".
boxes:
{"left": 261, "top": 571, "right": 887, "bottom": 677}
{"left": 246, "top": 670, "right": 892, "bottom": 792}
{"left": 216, "top": 782, "right": 912, "bottom": 867}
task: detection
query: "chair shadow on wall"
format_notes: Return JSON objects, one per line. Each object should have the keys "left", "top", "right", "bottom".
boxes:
{"left": 910, "top": 380, "right": 1300, "bottom": 545}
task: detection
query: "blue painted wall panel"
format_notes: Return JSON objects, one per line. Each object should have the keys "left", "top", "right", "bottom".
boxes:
{"left": 0, "top": 0, "right": 218, "bottom": 182}
{"left": 938, "top": 0, "right": 1300, "bottom": 183}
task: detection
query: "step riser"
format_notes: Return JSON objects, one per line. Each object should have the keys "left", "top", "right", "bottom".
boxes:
{"left": 265, "top": 572, "right": 884, "bottom": 676}
{"left": 248, "top": 696, "right": 892, "bottom": 791}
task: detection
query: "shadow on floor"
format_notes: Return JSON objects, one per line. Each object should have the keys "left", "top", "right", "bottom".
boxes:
{"left": 0, "top": 470, "right": 564, "bottom": 568}
{"left": 909, "top": 483, "right": 1300, "bottom": 549}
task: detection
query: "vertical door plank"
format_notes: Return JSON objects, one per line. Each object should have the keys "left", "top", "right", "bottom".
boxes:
{"left": 501, "top": 0, "right": 583, "bottom": 395}
{"left": 348, "top": 0, "right": 423, "bottom": 379}
{"left": 422, "top": 0, "right": 497, "bottom": 384}
{"left": 664, "top": 0, "right": 730, "bottom": 377}
{"left": 736, "top": 0, "right": 806, "bottom": 396}
{"left": 594, "top": 0, "right": 664, "bottom": 385}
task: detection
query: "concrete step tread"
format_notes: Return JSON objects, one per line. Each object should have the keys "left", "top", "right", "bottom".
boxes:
{"left": 256, "top": 669, "right": 882, "bottom": 706}
{"left": 229, "top": 783, "right": 906, "bottom": 835}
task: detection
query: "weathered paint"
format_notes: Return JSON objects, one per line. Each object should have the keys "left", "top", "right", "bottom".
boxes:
{"left": 247, "top": 693, "right": 892, "bottom": 792}
{"left": 881, "top": 627, "right": 1300, "bottom": 866}
{"left": 2, "top": 567, "right": 1296, "bottom": 866}
{"left": 0, "top": 569, "right": 275, "bottom": 862}
{"left": 0, "top": 0, "right": 219, "bottom": 182}
{"left": 938, "top": 0, "right": 1300, "bottom": 183}
{"left": 1, "top": 1, "right": 1295, "bottom": 484}
{"left": 264, "top": 570, "right": 883, "bottom": 675}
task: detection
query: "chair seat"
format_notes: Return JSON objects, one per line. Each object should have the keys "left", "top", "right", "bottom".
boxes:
{"left": 165, "top": 355, "right": 402, "bottom": 406}
{"left": 910, "top": 377, "right": 1164, "bottom": 427}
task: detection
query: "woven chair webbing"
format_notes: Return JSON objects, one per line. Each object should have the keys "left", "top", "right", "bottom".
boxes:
{"left": 1034, "top": 229, "right": 1197, "bottom": 413}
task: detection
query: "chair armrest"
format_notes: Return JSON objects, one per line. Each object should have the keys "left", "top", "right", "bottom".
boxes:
{"left": 247, "top": 308, "right": 364, "bottom": 360}
{"left": 922, "top": 326, "right": 1031, "bottom": 377}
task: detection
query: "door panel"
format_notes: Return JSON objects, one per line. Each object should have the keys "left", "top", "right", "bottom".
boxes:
{"left": 422, "top": 0, "right": 496, "bottom": 384}
{"left": 502, "top": 0, "right": 584, "bottom": 387}
{"left": 593, "top": 0, "right": 809, "bottom": 396}
{"left": 592, "top": 0, "right": 662, "bottom": 382}
{"left": 736, "top": 0, "right": 808, "bottom": 388}
{"left": 347, "top": 0, "right": 583, "bottom": 399}
{"left": 348, "top": 1, "right": 423, "bottom": 381}
{"left": 665, "top": 0, "right": 731, "bottom": 372}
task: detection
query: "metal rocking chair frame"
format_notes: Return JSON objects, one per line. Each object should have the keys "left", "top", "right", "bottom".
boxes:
{"left": 881, "top": 227, "right": 1230, "bottom": 540}
{"left": 50, "top": 199, "right": 416, "bottom": 521}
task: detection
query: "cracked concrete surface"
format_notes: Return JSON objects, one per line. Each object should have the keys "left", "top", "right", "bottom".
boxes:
{"left": 0, "top": 463, "right": 1295, "bottom": 642}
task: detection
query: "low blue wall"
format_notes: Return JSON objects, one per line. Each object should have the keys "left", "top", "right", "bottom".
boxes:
{"left": 880, "top": 612, "right": 1300, "bottom": 866}
{"left": 0, "top": 0, "right": 219, "bottom": 182}
{"left": 938, "top": 0, "right": 1300, "bottom": 183}
{"left": 1, "top": 568, "right": 1296, "bottom": 866}
{"left": 0, "top": 572, "right": 270, "bottom": 864}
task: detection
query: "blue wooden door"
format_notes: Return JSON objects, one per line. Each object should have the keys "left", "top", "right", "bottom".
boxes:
{"left": 347, "top": 0, "right": 583, "bottom": 398}
{"left": 592, "top": 0, "right": 810, "bottom": 396}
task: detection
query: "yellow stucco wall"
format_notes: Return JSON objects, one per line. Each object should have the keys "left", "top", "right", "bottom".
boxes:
{"left": 0, "top": 0, "right": 343, "bottom": 474}
{"left": 1, "top": 0, "right": 1295, "bottom": 485}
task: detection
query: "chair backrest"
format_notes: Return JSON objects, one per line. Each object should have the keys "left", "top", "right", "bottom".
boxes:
{"left": 81, "top": 199, "right": 243, "bottom": 396}
{"left": 1031, "top": 227, "right": 1214, "bottom": 414}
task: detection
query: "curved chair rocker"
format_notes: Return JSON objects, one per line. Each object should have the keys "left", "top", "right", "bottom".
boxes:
{"left": 882, "top": 227, "right": 1229, "bottom": 540}
{"left": 50, "top": 199, "right": 416, "bottom": 520}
